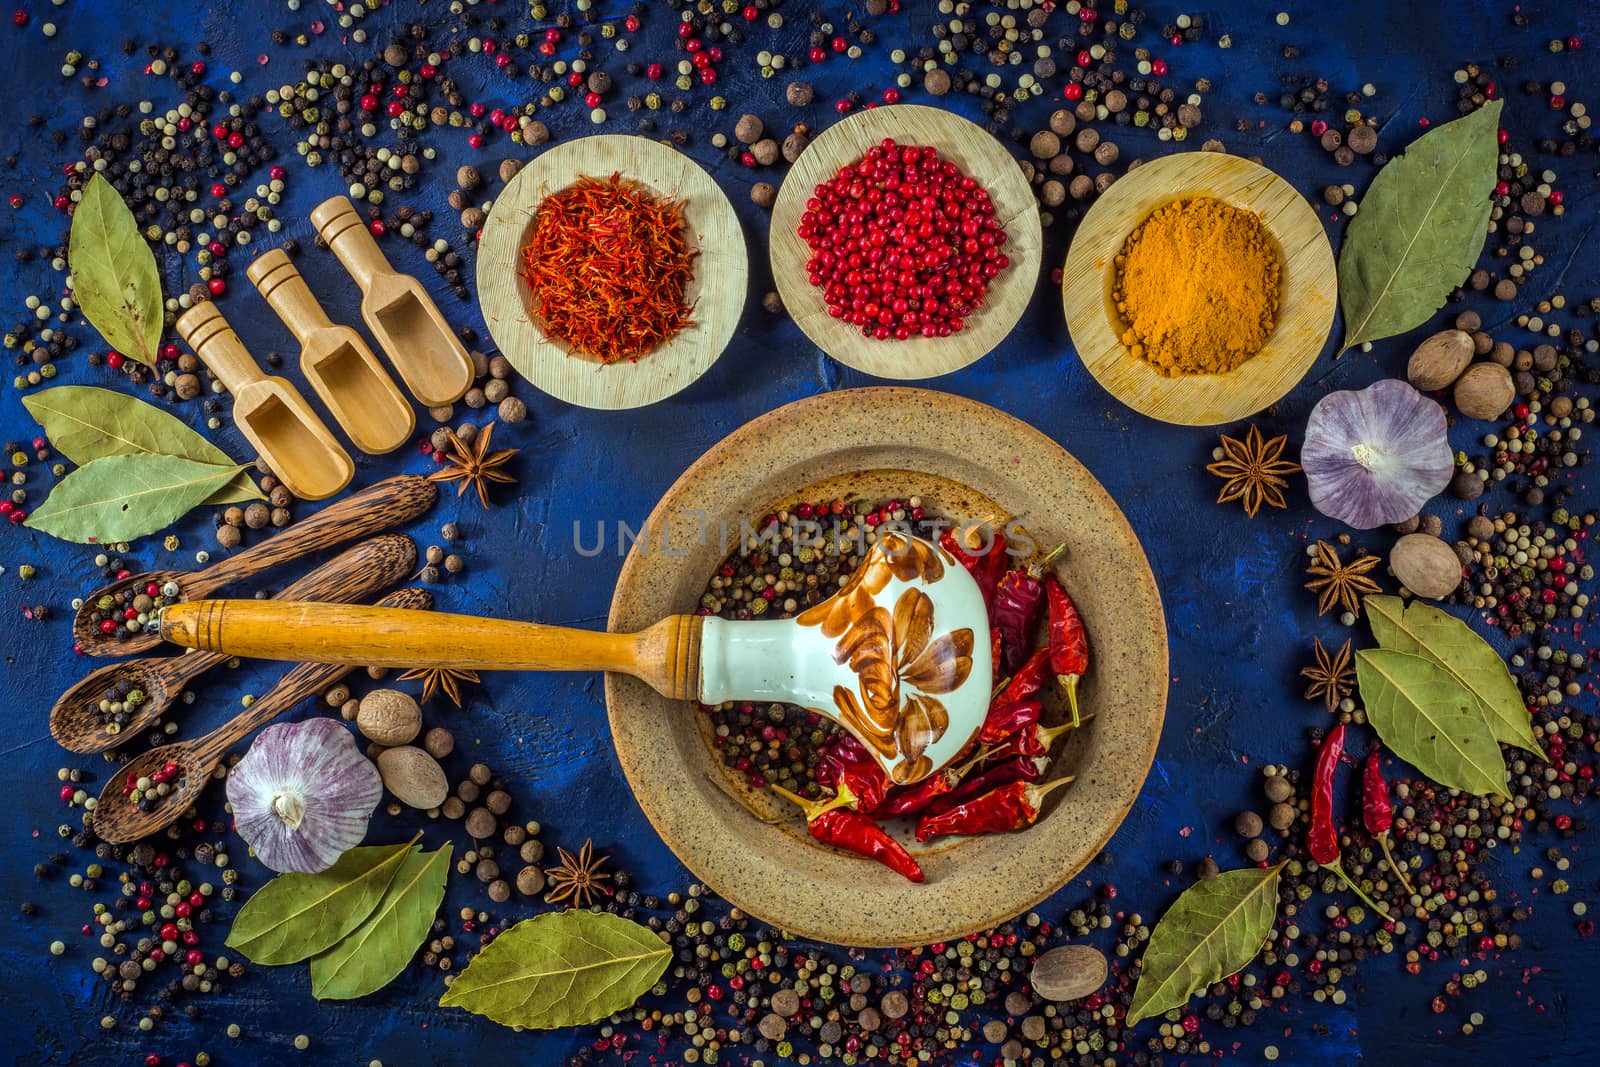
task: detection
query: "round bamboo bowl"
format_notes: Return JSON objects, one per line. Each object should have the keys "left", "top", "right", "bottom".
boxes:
{"left": 769, "top": 105, "right": 1043, "bottom": 380}
{"left": 478, "top": 134, "right": 747, "bottom": 410}
{"left": 606, "top": 387, "right": 1167, "bottom": 947}
{"left": 1061, "top": 152, "right": 1336, "bottom": 426}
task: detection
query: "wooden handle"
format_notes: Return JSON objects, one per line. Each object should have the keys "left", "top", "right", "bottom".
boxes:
{"left": 187, "top": 588, "right": 432, "bottom": 769}
{"left": 175, "top": 302, "right": 263, "bottom": 395}
{"left": 248, "top": 248, "right": 332, "bottom": 342}
{"left": 161, "top": 600, "right": 704, "bottom": 702}
{"left": 165, "top": 533, "right": 416, "bottom": 686}
{"left": 311, "top": 195, "right": 390, "bottom": 292}
{"left": 184, "top": 475, "right": 436, "bottom": 597}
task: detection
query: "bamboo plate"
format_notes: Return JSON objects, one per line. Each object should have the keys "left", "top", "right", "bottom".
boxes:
{"left": 769, "top": 105, "right": 1043, "bottom": 380}
{"left": 606, "top": 387, "right": 1167, "bottom": 947}
{"left": 1061, "top": 152, "right": 1336, "bottom": 426}
{"left": 477, "top": 134, "right": 747, "bottom": 410}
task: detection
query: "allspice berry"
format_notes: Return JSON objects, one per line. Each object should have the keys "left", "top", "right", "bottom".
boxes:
{"left": 751, "top": 182, "right": 777, "bottom": 209}
{"left": 923, "top": 68, "right": 951, "bottom": 95}
{"left": 1028, "top": 130, "right": 1061, "bottom": 160}
{"left": 215, "top": 525, "right": 241, "bottom": 549}
{"left": 357, "top": 689, "right": 422, "bottom": 746}
{"left": 1048, "top": 108, "right": 1076, "bottom": 137}
{"left": 498, "top": 159, "right": 521, "bottom": 184}
{"left": 751, "top": 138, "right": 781, "bottom": 166}
{"left": 456, "top": 165, "right": 480, "bottom": 190}
{"left": 516, "top": 866, "right": 546, "bottom": 896}
{"left": 785, "top": 81, "right": 814, "bottom": 106}
{"left": 1234, "top": 811, "right": 1264, "bottom": 838}
{"left": 782, "top": 131, "right": 810, "bottom": 162}
{"left": 1454, "top": 361, "right": 1515, "bottom": 420}
{"left": 465, "top": 807, "right": 497, "bottom": 839}
{"left": 1093, "top": 141, "right": 1120, "bottom": 166}
{"left": 734, "top": 114, "right": 764, "bottom": 144}
{"left": 423, "top": 726, "right": 455, "bottom": 759}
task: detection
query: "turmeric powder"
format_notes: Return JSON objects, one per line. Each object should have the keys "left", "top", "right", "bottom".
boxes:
{"left": 1112, "top": 196, "right": 1281, "bottom": 377}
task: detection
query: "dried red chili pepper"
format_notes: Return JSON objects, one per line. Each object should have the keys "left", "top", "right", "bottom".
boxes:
{"left": 771, "top": 783, "right": 924, "bottom": 883}
{"left": 1307, "top": 725, "right": 1392, "bottom": 921}
{"left": 985, "top": 713, "right": 1094, "bottom": 762}
{"left": 978, "top": 698, "right": 1042, "bottom": 746}
{"left": 1363, "top": 751, "right": 1416, "bottom": 896}
{"left": 993, "top": 647, "right": 1049, "bottom": 708}
{"left": 914, "top": 775, "right": 1073, "bottom": 841}
{"left": 940, "top": 525, "right": 1008, "bottom": 608}
{"left": 1045, "top": 574, "right": 1089, "bottom": 727}
{"left": 874, "top": 748, "right": 986, "bottom": 819}
{"left": 989, "top": 545, "right": 1065, "bottom": 677}
{"left": 927, "top": 753, "right": 1050, "bottom": 816}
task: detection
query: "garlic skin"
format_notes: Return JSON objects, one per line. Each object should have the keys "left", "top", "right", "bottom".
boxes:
{"left": 227, "top": 718, "right": 383, "bottom": 873}
{"left": 1302, "top": 379, "right": 1454, "bottom": 530}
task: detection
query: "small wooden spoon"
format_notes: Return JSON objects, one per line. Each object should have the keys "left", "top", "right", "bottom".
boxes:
{"left": 91, "top": 587, "right": 432, "bottom": 844}
{"left": 247, "top": 248, "right": 415, "bottom": 455}
{"left": 51, "top": 534, "right": 416, "bottom": 754}
{"left": 177, "top": 301, "right": 354, "bottom": 501}
{"left": 72, "top": 474, "right": 436, "bottom": 657}
{"left": 310, "top": 195, "right": 474, "bottom": 408}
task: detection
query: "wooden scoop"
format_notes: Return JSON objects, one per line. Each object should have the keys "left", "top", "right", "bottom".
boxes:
{"left": 160, "top": 532, "right": 994, "bottom": 785}
{"left": 247, "top": 248, "right": 415, "bottom": 455}
{"left": 92, "top": 586, "right": 432, "bottom": 844}
{"left": 176, "top": 301, "right": 354, "bottom": 501}
{"left": 72, "top": 474, "right": 436, "bottom": 656}
{"left": 310, "top": 195, "right": 474, "bottom": 407}
{"left": 51, "top": 534, "right": 416, "bottom": 754}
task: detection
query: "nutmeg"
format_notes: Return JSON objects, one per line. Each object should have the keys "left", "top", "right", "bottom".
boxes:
{"left": 1406, "top": 329, "right": 1474, "bottom": 392}
{"left": 377, "top": 746, "right": 449, "bottom": 810}
{"left": 1453, "top": 361, "right": 1515, "bottom": 421}
{"left": 357, "top": 689, "right": 422, "bottom": 747}
{"left": 1389, "top": 533, "right": 1464, "bottom": 600}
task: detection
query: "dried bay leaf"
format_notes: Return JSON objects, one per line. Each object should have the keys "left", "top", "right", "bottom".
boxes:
{"left": 1338, "top": 100, "right": 1502, "bottom": 351}
{"left": 226, "top": 840, "right": 415, "bottom": 966}
{"left": 1127, "top": 864, "right": 1283, "bottom": 1025}
{"left": 439, "top": 909, "right": 671, "bottom": 1029}
{"left": 1365, "top": 595, "right": 1540, "bottom": 753}
{"left": 25, "top": 454, "right": 245, "bottom": 544}
{"left": 23, "top": 385, "right": 260, "bottom": 504}
{"left": 1355, "top": 648, "right": 1507, "bottom": 798}
{"left": 69, "top": 174, "right": 163, "bottom": 369}
{"left": 309, "top": 842, "right": 450, "bottom": 1000}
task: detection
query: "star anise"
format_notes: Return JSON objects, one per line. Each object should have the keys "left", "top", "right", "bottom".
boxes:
{"left": 428, "top": 421, "right": 519, "bottom": 507}
{"left": 1301, "top": 636, "right": 1355, "bottom": 713}
{"left": 398, "top": 665, "right": 480, "bottom": 707}
{"left": 543, "top": 839, "right": 613, "bottom": 908}
{"left": 1205, "top": 424, "right": 1301, "bottom": 518}
{"left": 1304, "top": 540, "right": 1382, "bottom": 617}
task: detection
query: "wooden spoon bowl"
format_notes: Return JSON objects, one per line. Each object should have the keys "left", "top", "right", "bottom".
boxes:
{"left": 52, "top": 534, "right": 416, "bottom": 753}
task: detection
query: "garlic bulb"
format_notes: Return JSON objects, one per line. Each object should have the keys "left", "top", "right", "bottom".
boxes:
{"left": 1302, "top": 379, "right": 1454, "bottom": 530}
{"left": 227, "top": 718, "right": 383, "bottom": 873}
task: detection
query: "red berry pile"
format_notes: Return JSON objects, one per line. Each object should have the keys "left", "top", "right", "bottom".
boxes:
{"left": 798, "top": 138, "right": 1010, "bottom": 341}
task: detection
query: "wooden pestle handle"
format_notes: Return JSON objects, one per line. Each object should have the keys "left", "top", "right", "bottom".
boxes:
{"left": 182, "top": 475, "right": 437, "bottom": 597}
{"left": 311, "top": 195, "right": 392, "bottom": 292}
{"left": 247, "top": 248, "right": 333, "bottom": 342}
{"left": 163, "top": 533, "right": 416, "bottom": 687}
{"left": 160, "top": 600, "right": 705, "bottom": 702}
{"left": 174, "top": 302, "right": 263, "bottom": 395}
{"left": 184, "top": 588, "right": 432, "bottom": 771}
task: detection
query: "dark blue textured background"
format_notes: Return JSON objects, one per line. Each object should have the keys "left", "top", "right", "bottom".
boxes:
{"left": 2, "top": 1, "right": 1597, "bottom": 1063}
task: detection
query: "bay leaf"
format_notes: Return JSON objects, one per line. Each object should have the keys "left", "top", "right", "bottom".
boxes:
{"left": 1365, "top": 595, "right": 1540, "bottom": 753}
{"left": 1127, "top": 864, "right": 1283, "bottom": 1025}
{"left": 439, "top": 909, "right": 671, "bottom": 1029}
{"left": 226, "top": 840, "right": 414, "bottom": 966}
{"left": 25, "top": 454, "right": 244, "bottom": 544}
{"left": 1355, "top": 648, "right": 1507, "bottom": 798}
{"left": 1338, "top": 100, "right": 1502, "bottom": 351}
{"left": 23, "top": 385, "right": 260, "bottom": 504}
{"left": 69, "top": 173, "right": 163, "bottom": 368}
{"left": 309, "top": 842, "right": 450, "bottom": 1000}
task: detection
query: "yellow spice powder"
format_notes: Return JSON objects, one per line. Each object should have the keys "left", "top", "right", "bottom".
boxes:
{"left": 1112, "top": 196, "right": 1281, "bottom": 377}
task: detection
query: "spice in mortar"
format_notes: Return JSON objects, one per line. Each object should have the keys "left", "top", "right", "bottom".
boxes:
{"left": 1113, "top": 196, "right": 1281, "bottom": 376}
{"left": 799, "top": 139, "right": 1011, "bottom": 341}
{"left": 520, "top": 173, "right": 696, "bottom": 365}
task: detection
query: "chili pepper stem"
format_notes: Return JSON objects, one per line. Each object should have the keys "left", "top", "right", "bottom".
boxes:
{"left": 1322, "top": 856, "right": 1394, "bottom": 923}
{"left": 1025, "top": 775, "right": 1076, "bottom": 809}
{"left": 770, "top": 781, "right": 857, "bottom": 822}
{"left": 1034, "top": 713, "right": 1095, "bottom": 752}
{"left": 1375, "top": 831, "right": 1417, "bottom": 897}
{"left": 1028, "top": 541, "right": 1068, "bottom": 577}
{"left": 1058, "top": 673, "right": 1083, "bottom": 728}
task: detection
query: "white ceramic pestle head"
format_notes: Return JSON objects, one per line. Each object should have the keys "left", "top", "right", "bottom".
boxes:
{"left": 698, "top": 531, "right": 993, "bottom": 784}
